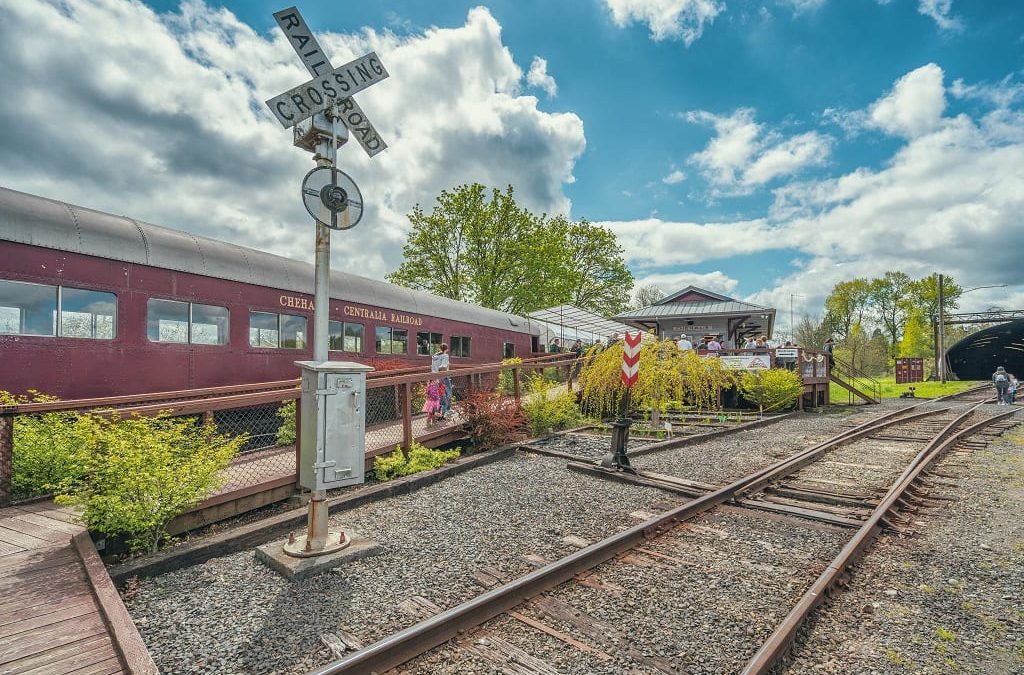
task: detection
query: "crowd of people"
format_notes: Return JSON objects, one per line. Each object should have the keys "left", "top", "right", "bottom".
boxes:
{"left": 992, "top": 366, "right": 1018, "bottom": 405}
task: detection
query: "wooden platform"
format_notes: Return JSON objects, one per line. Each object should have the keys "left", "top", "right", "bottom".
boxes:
{"left": 0, "top": 501, "right": 156, "bottom": 674}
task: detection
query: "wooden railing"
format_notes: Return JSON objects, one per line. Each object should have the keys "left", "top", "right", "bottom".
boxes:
{"left": 0, "top": 353, "right": 577, "bottom": 506}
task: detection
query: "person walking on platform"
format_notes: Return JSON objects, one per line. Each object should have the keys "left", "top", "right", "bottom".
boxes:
{"left": 823, "top": 337, "right": 835, "bottom": 369}
{"left": 432, "top": 343, "right": 452, "bottom": 418}
{"left": 993, "top": 366, "right": 1010, "bottom": 404}
{"left": 567, "top": 339, "right": 584, "bottom": 390}
{"left": 676, "top": 334, "right": 693, "bottom": 352}
{"left": 706, "top": 335, "right": 722, "bottom": 352}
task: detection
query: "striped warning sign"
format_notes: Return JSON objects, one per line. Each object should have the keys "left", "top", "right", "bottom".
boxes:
{"left": 620, "top": 331, "right": 642, "bottom": 388}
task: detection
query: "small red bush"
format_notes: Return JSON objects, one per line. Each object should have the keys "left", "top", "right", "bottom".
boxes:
{"left": 457, "top": 390, "right": 527, "bottom": 450}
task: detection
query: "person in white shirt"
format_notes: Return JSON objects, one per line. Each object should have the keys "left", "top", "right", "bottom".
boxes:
{"left": 431, "top": 344, "right": 452, "bottom": 418}
{"left": 706, "top": 336, "right": 722, "bottom": 351}
{"left": 676, "top": 334, "right": 693, "bottom": 351}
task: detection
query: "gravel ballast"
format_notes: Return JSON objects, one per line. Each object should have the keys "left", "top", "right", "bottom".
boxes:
{"left": 127, "top": 401, "right": 971, "bottom": 674}
{"left": 784, "top": 419, "right": 1024, "bottom": 674}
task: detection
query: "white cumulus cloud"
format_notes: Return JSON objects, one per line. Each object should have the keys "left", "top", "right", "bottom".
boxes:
{"left": 603, "top": 0, "right": 725, "bottom": 44}
{"left": 0, "top": 0, "right": 586, "bottom": 280}
{"left": 685, "top": 109, "right": 832, "bottom": 194}
{"left": 868, "top": 63, "right": 947, "bottom": 138}
{"left": 662, "top": 169, "right": 687, "bottom": 184}
{"left": 917, "top": 0, "right": 962, "bottom": 31}
{"left": 527, "top": 56, "right": 558, "bottom": 97}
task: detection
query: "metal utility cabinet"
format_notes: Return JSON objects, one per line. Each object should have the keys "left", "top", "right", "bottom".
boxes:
{"left": 295, "top": 361, "right": 374, "bottom": 491}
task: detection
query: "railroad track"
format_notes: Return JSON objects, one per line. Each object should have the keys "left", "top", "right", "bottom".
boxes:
{"left": 306, "top": 394, "right": 1017, "bottom": 674}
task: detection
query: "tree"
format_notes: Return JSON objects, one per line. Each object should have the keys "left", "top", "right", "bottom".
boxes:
{"left": 824, "top": 278, "right": 871, "bottom": 340}
{"left": 388, "top": 184, "right": 634, "bottom": 316}
{"left": 387, "top": 184, "right": 566, "bottom": 314}
{"left": 631, "top": 284, "right": 665, "bottom": 309}
{"left": 899, "top": 308, "right": 932, "bottom": 359}
{"left": 794, "top": 314, "right": 831, "bottom": 350}
{"left": 560, "top": 218, "right": 634, "bottom": 315}
{"left": 868, "top": 271, "right": 913, "bottom": 357}
{"left": 910, "top": 273, "right": 962, "bottom": 327}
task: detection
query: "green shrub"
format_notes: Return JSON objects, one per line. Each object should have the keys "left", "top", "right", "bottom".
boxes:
{"left": 497, "top": 357, "right": 523, "bottom": 395}
{"left": 275, "top": 400, "right": 296, "bottom": 446}
{"left": 738, "top": 369, "right": 803, "bottom": 412}
{"left": 373, "top": 442, "right": 460, "bottom": 481}
{"left": 55, "top": 413, "right": 245, "bottom": 554}
{"left": 0, "top": 390, "right": 97, "bottom": 497}
{"left": 522, "top": 375, "right": 583, "bottom": 436}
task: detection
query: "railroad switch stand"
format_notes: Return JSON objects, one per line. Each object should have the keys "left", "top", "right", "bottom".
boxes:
{"left": 601, "top": 389, "right": 637, "bottom": 474}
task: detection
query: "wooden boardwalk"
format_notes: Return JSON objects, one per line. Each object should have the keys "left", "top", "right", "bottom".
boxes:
{"left": 0, "top": 501, "right": 156, "bottom": 674}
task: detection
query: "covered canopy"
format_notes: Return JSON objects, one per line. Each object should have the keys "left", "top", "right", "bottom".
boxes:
{"left": 528, "top": 304, "right": 641, "bottom": 347}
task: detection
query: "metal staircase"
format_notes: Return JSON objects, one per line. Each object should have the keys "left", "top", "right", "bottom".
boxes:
{"left": 829, "top": 356, "right": 882, "bottom": 404}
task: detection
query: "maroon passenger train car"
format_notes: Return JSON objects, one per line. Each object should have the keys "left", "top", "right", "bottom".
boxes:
{"left": 0, "top": 186, "right": 540, "bottom": 400}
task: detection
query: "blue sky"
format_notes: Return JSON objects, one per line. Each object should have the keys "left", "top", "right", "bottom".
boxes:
{"left": 1, "top": 0, "right": 1022, "bottom": 334}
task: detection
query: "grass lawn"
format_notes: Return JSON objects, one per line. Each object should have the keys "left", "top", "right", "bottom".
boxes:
{"left": 830, "top": 377, "right": 983, "bottom": 403}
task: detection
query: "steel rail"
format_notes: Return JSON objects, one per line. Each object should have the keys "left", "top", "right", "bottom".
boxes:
{"left": 306, "top": 404, "right": 953, "bottom": 675}
{"left": 741, "top": 404, "right": 1020, "bottom": 674}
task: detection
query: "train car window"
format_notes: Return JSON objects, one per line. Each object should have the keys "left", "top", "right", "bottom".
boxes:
{"left": 344, "top": 323, "right": 363, "bottom": 352}
{"left": 328, "top": 321, "right": 364, "bottom": 352}
{"left": 376, "top": 326, "right": 408, "bottom": 354}
{"left": 416, "top": 331, "right": 442, "bottom": 356}
{"left": 0, "top": 279, "right": 57, "bottom": 336}
{"left": 249, "top": 311, "right": 280, "bottom": 348}
{"left": 451, "top": 335, "right": 471, "bottom": 357}
{"left": 61, "top": 287, "right": 116, "bottom": 339}
{"left": 503, "top": 342, "right": 515, "bottom": 359}
{"left": 280, "top": 313, "right": 307, "bottom": 349}
{"left": 375, "top": 326, "right": 390, "bottom": 353}
{"left": 392, "top": 329, "right": 408, "bottom": 354}
{"left": 147, "top": 298, "right": 189, "bottom": 343}
{"left": 190, "top": 303, "right": 229, "bottom": 345}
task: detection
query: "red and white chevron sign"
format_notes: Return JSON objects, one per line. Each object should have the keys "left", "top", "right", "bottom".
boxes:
{"left": 620, "top": 331, "right": 642, "bottom": 388}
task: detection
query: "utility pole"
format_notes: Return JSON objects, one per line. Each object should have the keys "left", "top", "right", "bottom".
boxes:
{"left": 938, "top": 273, "right": 946, "bottom": 384}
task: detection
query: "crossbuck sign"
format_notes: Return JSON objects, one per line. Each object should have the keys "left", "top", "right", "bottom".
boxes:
{"left": 266, "top": 7, "right": 389, "bottom": 156}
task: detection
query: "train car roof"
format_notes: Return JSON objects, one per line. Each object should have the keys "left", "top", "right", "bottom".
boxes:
{"left": 0, "top": 186, "right": 538, "bottom": 335}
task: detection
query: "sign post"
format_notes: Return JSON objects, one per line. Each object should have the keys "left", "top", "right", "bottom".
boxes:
{"left": 601, "top": 331, "right": 642, "bottom": 473}
{"left": 266, "top": 6, "right": 389, "bottom": 561}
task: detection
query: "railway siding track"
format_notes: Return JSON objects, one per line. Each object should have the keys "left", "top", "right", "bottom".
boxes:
{"left": 309, "top": 399, "right": 1017, "bottom": 675}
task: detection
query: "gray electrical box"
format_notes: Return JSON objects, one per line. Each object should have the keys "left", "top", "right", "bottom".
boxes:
{"left": 295, "top": 361, "right": 374, "bottom": 492}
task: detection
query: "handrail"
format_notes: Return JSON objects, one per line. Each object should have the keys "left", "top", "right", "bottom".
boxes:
{"left": 831, "top": 355, "right": 882, "bottom": 403}
{"left": 0, "top": 352, "right": 570, "bottom": 415}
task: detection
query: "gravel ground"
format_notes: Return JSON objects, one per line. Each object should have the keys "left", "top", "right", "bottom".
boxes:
{"left": 410, "top": 509, "right": 850, "bottom": 674}
{"left": 123, "top": 400, "right": 941, "bottom": 674}
{"left": 630, "top": 408, "right": 863, "bottom": 485}
{"left": 784, "top": 419, "right": 1024, "bottom": 675}
{"left": 126, "top": 452, "right": 677, "bottom": 674}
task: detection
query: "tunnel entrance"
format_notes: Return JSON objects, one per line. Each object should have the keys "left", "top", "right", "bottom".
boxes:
{"left": 947, "top": 319, "right": 1024, "bottom": 380}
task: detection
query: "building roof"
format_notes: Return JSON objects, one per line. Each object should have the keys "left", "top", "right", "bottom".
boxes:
{"left": 0, "top": 185, "right": 536, "bottom": 335}
{"left": 616, "top": 299, "right": 774, "bottom": 320}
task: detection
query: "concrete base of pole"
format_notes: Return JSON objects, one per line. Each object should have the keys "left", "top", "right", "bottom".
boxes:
{"left": 255, "top": 528, "right": 380, "bottom": 582}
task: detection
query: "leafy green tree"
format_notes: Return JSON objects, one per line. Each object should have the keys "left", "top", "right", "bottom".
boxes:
{"left": 387, "top": 184, "right": 566, "bottom": 314}
{"left": 824, "top": 278, "right": 871, "bottom": 340}
{"left": 868, "top": 271, "right": 913, "bottom": 357}
{"left": 899, "top": 309, "right": 933, "bottom": 359}
{"left": 865, "top": 330, "right": 892, "bottom": 376}
{"left": 910, "top": 273, "right": 962, "bottom": 327}
{"left": 388, "top": 184, "right": 634, "bottom": 316}
{"left": 631, "top": 284, "right": 665, "bottom": 310}
{"left": 560, "top": 218, "right": 634, "bottom": 315}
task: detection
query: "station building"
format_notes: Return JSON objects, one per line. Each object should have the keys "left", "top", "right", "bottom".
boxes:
{"left": 614, "top": 286, "right": 777, "bottom": 346}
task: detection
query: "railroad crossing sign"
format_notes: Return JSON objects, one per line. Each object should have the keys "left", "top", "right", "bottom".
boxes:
{"left": 620, "top": 332, "right": 642, "bottom": 388}
{"left": 266, "top": 6, "right": 389, "bottom": 157}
